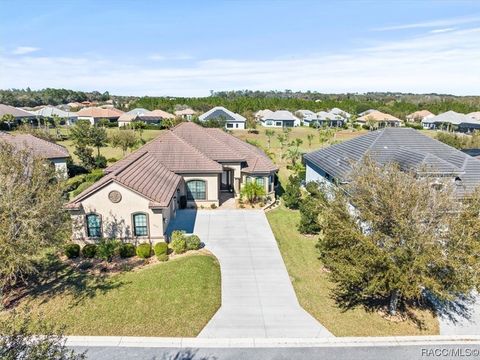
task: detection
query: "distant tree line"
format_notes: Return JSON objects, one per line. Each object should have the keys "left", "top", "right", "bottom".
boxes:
{"left": 0, "top": 88, "right": 111, "bottom": 107}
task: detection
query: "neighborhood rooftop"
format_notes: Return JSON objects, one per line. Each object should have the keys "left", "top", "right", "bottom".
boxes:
{"left": 304, "top": 127, "right": 480, "bottom": 196}
{"left": 0, "top": 131, "right": 70, "bottom": 159}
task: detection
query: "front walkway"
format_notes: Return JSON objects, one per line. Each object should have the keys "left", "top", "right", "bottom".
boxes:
{"left": 167, "top": 209, "right": 332, "bottom": 338}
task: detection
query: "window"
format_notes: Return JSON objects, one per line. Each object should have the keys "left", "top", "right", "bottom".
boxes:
{"left": 186, "top": 180, "right": 206, "bottom": 200}
{"left": 256, "top": 177, "right": 264, "bottom": 187}
{"left": 275, "top": 121, "right": 282, "bottom": 127}
{"left": 235, "top": 124, "right": 239, "bottom": 128}
{"left": 226, "top": 123, "right": 233, "bottom": 128}
{"left": 133, "top": 213, "right": 148, "bottom": 236}
{"left": 86, "top": 214, "right": 101, "bottom": 238}
{"left": 266, "top": 120, "right": 273, "bottom": 126}
{"left": 248, "top": 176, "right": 264, "bottom": 187}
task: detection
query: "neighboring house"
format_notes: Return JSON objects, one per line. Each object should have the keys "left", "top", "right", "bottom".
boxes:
{"left": 0, "top": 131, "right": 70, "bottom": 175}
{"left": 356, "top": 110, "right": 402, "bottom": 127}
{"left": 296, "top": 110, "right": 317, "bottom": 124}
{"left": 29, "top": 106, "right": 78, "bottom": 125}
{"left": 174, "top": 108, "right": 196, "bottom": 120}
{"left": 468, "top": 112, "right": 480, "bottom": 121}
{"left": 358, "top": 109, "right": 377, "bottom": 116}
{"left": 255, "top": 109, "right": 274, "bottom": 121}
{"left": 260, "top": 110, "right": 301, "bottom": 128}
{"left": 118, "top": 108, "right": 174, "bottom": 127}
{"left": 304, "top": 127, "right": 480, "bottom": 197}
{"left": 314, "top": 111, "right": 346, "bottom": 127}
{"left": 76, "top": 107, "right": 124, "bottom": 125}
{"left": 329, "top": 107, "right": 351, "bottom": 119}
{"left": 66, "top": 122, "right": 277, "bottom": 243}
{"left": 406, "top": 110, "right": 435, "bottom": 123}
{"left": 422, "top": 111, "right": 480, "bottom": 132}
{"left": 0, "top": 104, "right": 37, "bottom": 127}
{"left": 199, "top": 106, "right": 246, "bottom": 129}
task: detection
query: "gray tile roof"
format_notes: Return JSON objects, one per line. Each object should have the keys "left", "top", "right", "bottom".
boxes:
{"left": 424, "top": 110, "right": 480, "bottom": 126}
{"left": 304, "top": 128, "right": 480, "bottom": 196}
{"left": 29, "top": 106, "right": 77, "bottom": 118}
{"left": 0, "top": 132, "right": 69, "bottom": 159}
{"left": 263, "top": 110, "right": 300, "bottom": 121}
{"left": 0, "top": 104, "right": 35, "bottom": 118}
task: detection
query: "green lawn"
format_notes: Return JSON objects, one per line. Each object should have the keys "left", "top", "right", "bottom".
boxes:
{"left": 10, "top": 254, "right": 221, "bottom": 336}
{"left": 266, "top": 205, "right": 439, "bottom": 337}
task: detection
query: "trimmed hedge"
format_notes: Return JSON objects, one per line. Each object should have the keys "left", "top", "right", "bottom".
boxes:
{"left": 64, "top": 243, "right": 80, "bottom": 259}
{"left": 82, "top": 244, "right": 97, "bottom": 258}
{"left": 186, "top": 235, "right": 201, "bottom": 251}
{"left": 136, "top": 243, "right": 152, "bottom": 259}
{"left": 154, "top": 242, "right": 169, "bottom": 261}
{"left": 118, "top": 243, "right": 136, "bottom": 258}
{"left": 97, "top": 239, "right": 119, "bottom": 262}
{"left": 170, "top": 231, "right": 187, "bottom": 254}
{"left": 71, "top": 181, "right": 94, "bottom": 197}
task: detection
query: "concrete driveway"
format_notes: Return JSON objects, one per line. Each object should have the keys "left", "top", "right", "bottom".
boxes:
{"left": 167, "top": 209, "right": 332, "bottom": 338}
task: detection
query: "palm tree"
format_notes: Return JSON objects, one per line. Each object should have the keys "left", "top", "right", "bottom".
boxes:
{"left": 307, "top": 134, "right": 314, "bottom": 148}
{"left": 265, "top": 129, "right": 275, "bottom": 149}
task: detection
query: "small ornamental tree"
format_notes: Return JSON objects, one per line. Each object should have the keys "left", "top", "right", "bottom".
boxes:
{"left": 317, "top": 157, "right": 480, "bottom": 316}
{"left": 110, "top": 130, "right": 138, "bottom": 155}
{"left": 241, "top": 181, "right": 266, "bottom": 204}
{"left": 282, "top": 175, "right": 302, "bottom": 209}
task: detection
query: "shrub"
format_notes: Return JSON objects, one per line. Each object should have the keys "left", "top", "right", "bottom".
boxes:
{"left": 136, "top": 243, "right": 152, "bottom": 258}
{"left": 210, "top": 203, "right": 217, "bottom": 209}
{"left": 118, "top": 243, "right": 136, "bottom": 258}
{"left": 107, "top": 157, "right": 118, "bottom": 163}
{"left": 71, "top": 181, "right": 94, "bottom": 197}
{"left": 94, "top": 155, "right": 107, "bottom": 169}
{"left": 154, "top": 242, "right": 169, "bottom": 261}
{"left": 82, "top": 244, "right": 97, "bottom": 258}
{"left": 64, "top": 243, "right": 80, "bottom": 259}
{"left": 405, "top": 122, "right": 423, "bottom": 130}
{"left": 85, "top": 168, "right": 105, "bottom": 183}
{"left": 186, "top": 235, "right": 201, "bottom": 250}
{"left": 248, "top": 129, "right": 259, "bottom": 134}
{"left": 97, "top": 239, "right": 119, "bottom": 262}
{"left": 65, "top": 174, "right": 86, "bottom": 192}
{"left": 170, "top": 230, "right": 187, "bottom": 254}
{"left": 78, "top": 260, "right": 93, "bottom": 270}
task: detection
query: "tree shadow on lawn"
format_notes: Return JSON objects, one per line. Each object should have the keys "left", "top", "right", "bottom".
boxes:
{"left": 331, "top": 286, "right": 437, "bottom": 331}
{"left": 7, "top": 253, "right": 126, "bottom": 309}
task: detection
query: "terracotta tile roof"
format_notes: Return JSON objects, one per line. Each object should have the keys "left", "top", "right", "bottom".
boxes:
{"left": 68, "top": 151, "right": 182, "bottom": 209}
{"left": 204, "top": 128, "right": 278, "bottom": 173}
{"left": 150, "top": 109, "right": 175, "bottom": 119}
{"left": 76, "top": 107, "right": 124, "bottom": 118}
{"left": 106, "top": 130, "right": 222, "bottom": 174}
{"left": 357, "top": 110, "right": 401, "bottom": 122}
{"left": 172, "top": 122, "right": 245, "bottom": 162}
{"left": 0, "top": 132, "right": 69, "bottom": 159}
{"left": 407, "top": 110, "right": 434, "bottom": 119}
{"left": 174, "top": 108, "right": 196, "bottom": 116}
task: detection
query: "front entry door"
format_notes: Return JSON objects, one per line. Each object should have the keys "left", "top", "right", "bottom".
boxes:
{"left": 221, "top": 170, "right": 231, "bottom": 191}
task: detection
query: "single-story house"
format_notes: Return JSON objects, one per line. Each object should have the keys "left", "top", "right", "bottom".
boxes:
{"left": 422, "top": 111, "right": 480, "bottom": 132}
{"left": 255, "top": 109, "right": 274, "bottom": 121}
{"left": 0, "top": 131, "right": 70, "bottom": 175}
{"left": 295, "top": 110, "right": 317, "bottom": 123}
{"left": 356, "top": 110, "right": 402, "bottom": 128}
{"left": 406, "top": 110, "right": 435, "bottom": 123}
{"left": 314, "top": 111, "right": 345, "bottom": 127}
{"left": 29, "top": 106, "right": 78, "bottom": 125}
{"left": 174, "top": 108, "right": 196, "bottom": 120}
{"left": 329, "top": 107, "right": 351, "bottom": 119}
{"left": 358, "top": 109, "right": 376, "bottom": 117}
{"left": 66, "top": 122, "right": 277, "bottom": 243}
{"left": 0, "top": 104, "right": 37, "bottom": 128}
{"left": 260, "top": 110, "right": 301, "bottom": 128}
{"left": 304, "top": 127, "right": 480, "bottom": 197}
{"left": 76, "top": 107, "right": 124, "bottom": 125}
{"left": 199, "top": 106, "right": 246, "bottom": 129}
{"left": 118, "top": 108, "right": 174, "bottom": 127}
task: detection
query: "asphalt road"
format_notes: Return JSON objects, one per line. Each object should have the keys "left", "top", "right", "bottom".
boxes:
{"left": 71, "top": 344, "right": 480, "bottom": 360}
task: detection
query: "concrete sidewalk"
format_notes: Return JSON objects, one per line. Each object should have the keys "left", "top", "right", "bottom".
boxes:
{"left": 168, "top": 209, "right": 332, "bottom": 338}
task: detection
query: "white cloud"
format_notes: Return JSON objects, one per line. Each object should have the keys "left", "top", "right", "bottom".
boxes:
{"left": 372, "top": 15, "right": 480, "bottom": 31}
{"left": 12, "top": 46, "right": 40, "bottom": 55}
{"left": 430, "top": 27, "right": 456, "bottom": 34}
{"left": 0, "top": 27, "right": 479, "bottom": 96}
{"left": 148, "top": 53, "right": 193, "bottom": 61}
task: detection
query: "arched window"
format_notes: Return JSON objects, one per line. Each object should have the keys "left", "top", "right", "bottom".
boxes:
{"left": 86, "top": 213, "right": 102, "bottom": 238}
{"left": 186, "top": 180, "right": 206, "bottom": 200}
{"left": 133, "top": 213, "right": 148, "bottom": 236}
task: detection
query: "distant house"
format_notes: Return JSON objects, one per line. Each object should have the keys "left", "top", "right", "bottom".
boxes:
{"left": 199, "top": 106, "right": 246, "bottom": 129}
{"left": 66, "top": 122, "right": 277, "bottom": 243}
{"left": 174, "top": 108, "right": 196, "bottom": 120}
{"left": 329, "top": 107, "right": 351, "bottom": 119}
{"left": 254, "top": 109, "right": 274, "bottom": 121}
{"left": 76, "top": 107, "right": 124, "bottom": 125}
{"left": 358, "top": 109, "right": 377, "bottom": 117}
{"left": 296, "top": 110, "right": 317, "bottom": 123}
{"left": 314, "top": 111, "right": 346, "bottom": 127}
{"left": 29, "top": 106, "right": 78, "bottom": 125}
{"left": 304, "top": 127, "right": 480, "bottom": 197}
{"left": 0, "top": 131, "right": 70, "bottom": 175}
{"left": 406, "top": 110, "right": 435, "bottom": 123}
{"left": 356, "top": 110, "right": 402, "bottom": 127}
{"left": 422, "top": 111, "right": 480, "bottom": 132}
{"left": 260, "top": 110, "right": 301, "bottom": 128}
{"left": 118, "top": 108, "right": 174, "bottom": 127}
{"left": 0, "top": 104, "right": 36, "bottom": 127}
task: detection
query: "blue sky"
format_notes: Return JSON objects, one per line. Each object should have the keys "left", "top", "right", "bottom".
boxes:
{"left": 1, "top": 0, "right": 480, "bottom": 96}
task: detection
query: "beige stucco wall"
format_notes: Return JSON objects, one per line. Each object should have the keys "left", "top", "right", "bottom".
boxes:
{"left": 182, "top": 173, "right": 219, "bottom": 207}
{"left": 70, "top": 182, "right": 172, "bottom": 244}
